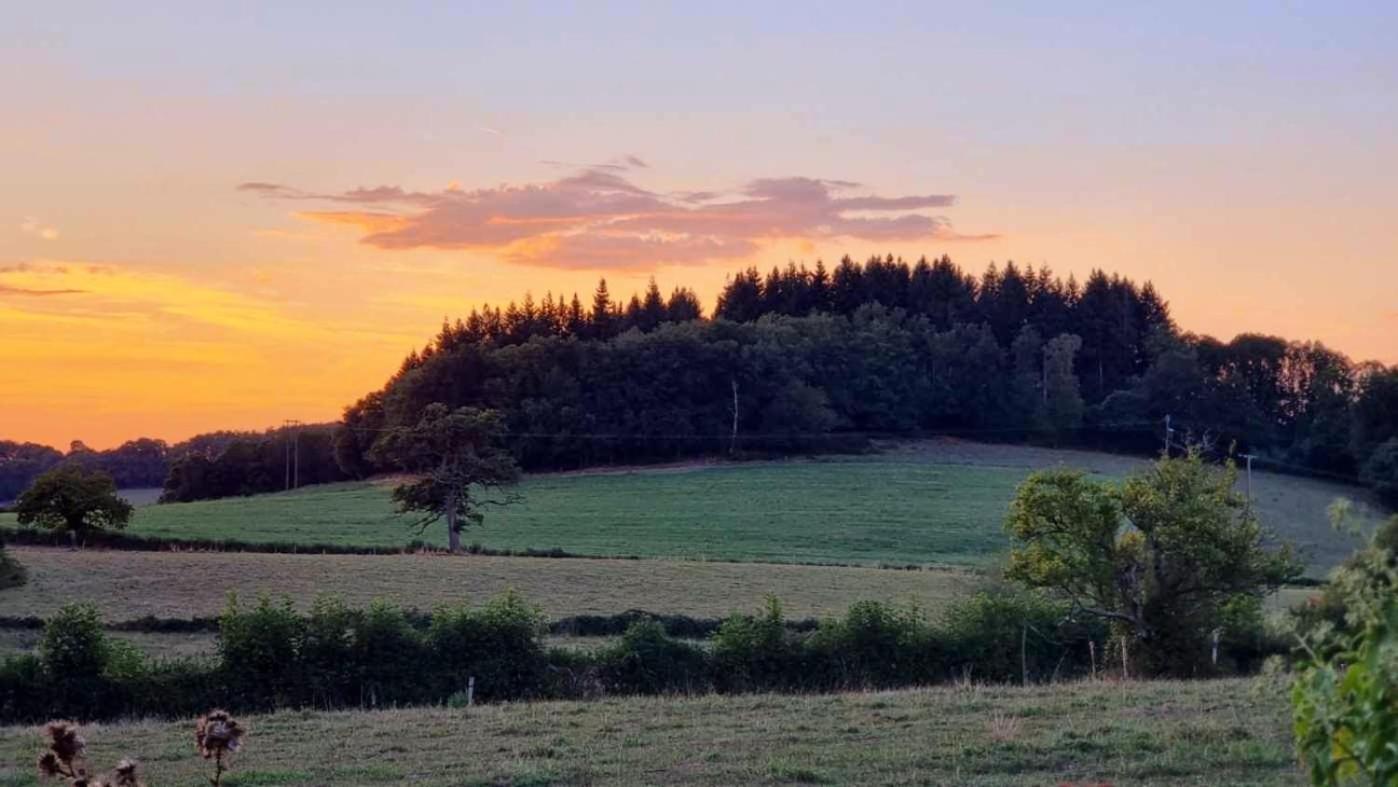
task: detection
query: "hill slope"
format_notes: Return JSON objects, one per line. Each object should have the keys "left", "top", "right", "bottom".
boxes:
{"left": 2, "top": 440, "right": 1381, "bottom": 573}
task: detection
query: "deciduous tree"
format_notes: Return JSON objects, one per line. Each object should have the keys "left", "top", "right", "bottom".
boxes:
{"left": 15, "top": 465, "right": 133, "bottom": 546}
{"left": 370, "top": 404, "right": 520, "bottom": 553}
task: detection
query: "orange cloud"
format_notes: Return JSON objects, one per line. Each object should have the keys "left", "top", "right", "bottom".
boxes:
{"left": 244, "top": 164, "right": 996, "bottom": 271}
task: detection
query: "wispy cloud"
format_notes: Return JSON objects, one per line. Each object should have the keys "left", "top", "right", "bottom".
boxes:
{"left": 0, "top": 285, "right": 85, "bottom": 296}
{"left": 19, "top": 217, "right": 59, "bottom": 241}
{"left": 240, "top": 164, "right": 995, "bottom": 270}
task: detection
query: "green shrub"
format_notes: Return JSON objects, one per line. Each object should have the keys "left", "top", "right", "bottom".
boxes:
{"left": 0, "top": 654, "right": 45, "bottom": 721}
{"left": 218, "top": 593, "right": 304, "bottom": 707}
{"left": 0, "top": 543, "right": 25, "bottom": 590}
{"left": 712, "top": 597, "right": 798, "bottom": 691}
{"left": 299, "top": 595, "right": 356, "bottom": 706}
{"left": 599, "top": 620, "right": 710, "bottom": 694}
{"left": 808, "top": 600, "right": 939, "bottom": 688}
{"left": 940, "top": 586, "right": 1080, "bottom": 682}
{"left": 352, "top": 601, "right": 426, "bottom": 706}
{"left": 39, "top": 603, "right": 112, "bottom": 718}
{"left": 1361, "top": 438, "right": 1398, "bottom": 508}
{"left": 1292, "top": 534, "right": 1398, "bottom": 785}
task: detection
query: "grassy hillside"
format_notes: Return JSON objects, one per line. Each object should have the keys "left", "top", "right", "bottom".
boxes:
{"left": 1, "top": 441, "right": 1378, "bottom": 571}
{"left": 0, "top": 678, "right": 1299, "bottom": 786}
{"left": 0, "top": 546, "right": 972, "bottom": 622}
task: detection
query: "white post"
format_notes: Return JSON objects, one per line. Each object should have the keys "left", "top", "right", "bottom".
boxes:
{"left": 467, "top": 676, "right": 475, "bottom": 706}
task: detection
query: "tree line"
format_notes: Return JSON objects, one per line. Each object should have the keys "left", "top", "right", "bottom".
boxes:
{"left": 4, "top": 253, "right": 1395, "bottom": 506}
{"left": 337, "top": 254, "right": 1398, "bottom": 506}
{"left": 0, "top": 426, "right": 348, "bottom": 504}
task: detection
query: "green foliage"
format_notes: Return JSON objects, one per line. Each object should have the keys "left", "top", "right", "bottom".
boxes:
{"left": 712, "top": 596, "right": 797, "bottom": 690}
{"left": 1039, "top": 332, "right": 1085, "bottom": 442}
{"left": 1006, "top": 451, "right": 1302, "bottom": 676}
{"left": 808, "top": 600, "right": 939, "bottom": 688}
{"left": 1360, "top": 439, "right": 1398, "bottom": 508}
{"left": 218, "top": 593, "right": 305, "bottom": 707}
{"left": 598, "top": 620, "right": 709, "bottom": 694}
{"left": 1292, "top": 520, "right": 1398, "bottom": 785}
{"left": 15, "top": 464, "right": 133, "bottom": 539}
{"left": 938, "top": 585, "right": 1089, "bottom": 682}
{"left": 370, "top": 403, "right": 520, "bottom": 551}
{"left": 0, "top": 542, "right": 25, "bottom": 589}
{"left": 37, "top": 603, "right": 113, "bottom": 718}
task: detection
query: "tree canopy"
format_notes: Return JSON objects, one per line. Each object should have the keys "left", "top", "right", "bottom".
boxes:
{"left": 1005, "top": 450, "right": 1302, "bottom": 676}
{"left": 14, "top": 465, "right": 134, "bottom": 544}
{"left": 369, "top": 403, "right": 520, "bottom": 552}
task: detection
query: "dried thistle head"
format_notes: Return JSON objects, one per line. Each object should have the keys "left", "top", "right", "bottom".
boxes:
{"left": 195, "top": 710, "right": 245, "bottom": 759}
{"left": 37, "top": 751, "right": 62, "bottom": 777}
{"left": 111, "top": 758, "right": 142, "bottom": 787}
{"left": 43, "top": 721, "right": 86, "bottom": 764}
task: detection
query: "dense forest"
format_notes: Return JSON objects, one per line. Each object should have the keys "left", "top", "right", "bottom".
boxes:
{"left": 4, "top": 254, "right": 1395, "bottom": 506}
{"left": 334, "top": 255, "right": 1398, "bottom": 506}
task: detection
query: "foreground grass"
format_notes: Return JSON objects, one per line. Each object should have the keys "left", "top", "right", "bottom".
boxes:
{"left": 0, "top": 546, "right": 973, "bottom": 622}
{"left": 2, "top": 440, "right": 1377, "bottom": 571}
{"left": 0, "top": 678, "right": 1300, "bottom": 786}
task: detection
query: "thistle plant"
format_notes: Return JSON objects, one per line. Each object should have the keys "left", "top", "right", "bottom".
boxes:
{"left": 35, "top": 721, "right": 143, "bottom": 787}
{"left": 195, "top": 709, "right": 246, "bottom": 786}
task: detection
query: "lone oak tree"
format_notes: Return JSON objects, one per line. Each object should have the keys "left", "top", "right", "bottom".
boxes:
{"left": 1005, "top": 450, "right": 1301, "bottom": 676}
{"left": 371, "top": 403, "right": 520, "bottom": 553}
{"left": 15, "top": 465, "right": 133, "bottom": 547}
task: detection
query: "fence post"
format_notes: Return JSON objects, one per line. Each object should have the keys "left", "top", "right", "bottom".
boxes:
{"left": 1020, "top": 624, "right": 1028, "bottom": 686}
{"left": 467, "top": 676, "right": 475, "bottom": 707}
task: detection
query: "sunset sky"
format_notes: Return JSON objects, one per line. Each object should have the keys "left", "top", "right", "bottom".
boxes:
{"left": 3, "top": 2, "right": 1396, "bottom": 450}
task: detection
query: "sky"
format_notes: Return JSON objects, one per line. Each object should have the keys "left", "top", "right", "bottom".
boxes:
{"left": 2, "top": 2, "right": 1396, "bottom": 450}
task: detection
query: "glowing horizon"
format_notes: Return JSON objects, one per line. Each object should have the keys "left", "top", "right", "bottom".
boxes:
{"left": 3, "top": 4, "right": 1395, "bottom": 450}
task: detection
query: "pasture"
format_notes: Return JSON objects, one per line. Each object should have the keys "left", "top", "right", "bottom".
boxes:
{"left": 0, "top": 441, "right": 1378, "bottom": 573}
{"left": 0, "top": 677, "right": 1299, "bottom": 786}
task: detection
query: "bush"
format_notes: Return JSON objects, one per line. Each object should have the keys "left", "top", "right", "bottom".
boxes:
{"left": 0, "top": 543, "right": 25, "bottom": 590}
{"left": 217, "top": 594, "right": 304, "bottom": 708}
{"left": 712, "top": 597, "right": 799, "bottom": 691}
{"left": 939, "top": 587, "right": 1085, "bottom": 682}
{"left": 0, "top": 654, "right": 45, "bottom": 721}
{"left": 426, "top": 590, "right": 547, "bottom": 701}
{"left": 1360, "top": 438, "right": 1398, "bottom": 508}
{"left": 1292, "top": 527, "right": 1398, "bottom": 785}
{"left": 598, "top": 620, "right": 710, "bottom": 694}
{"left": 39, "top": 603, "right": 112, "bottom": 718}
{"left": 807, "top": 600, "right": 940, "bottom": 689}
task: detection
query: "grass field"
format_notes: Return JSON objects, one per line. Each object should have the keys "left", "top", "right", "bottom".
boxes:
{"left": 0, "top": 677, "right": 1300, "bottom": 786}
{"left": 0, "top": 546, "right": 973, "bottom": 623}
{"left": 1, "top": 441, "right": 1378, "bottom": 573}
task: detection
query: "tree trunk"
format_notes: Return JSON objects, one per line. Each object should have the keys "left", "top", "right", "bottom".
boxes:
{"left": 445, "top": 488, "right": 461, "bottom": 554}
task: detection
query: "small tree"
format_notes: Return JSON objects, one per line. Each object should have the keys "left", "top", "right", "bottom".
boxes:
{"left": 15, "top": 465, "right": 133, "bottom": 547}
{"left": 370, "top": 403, "right": 520, "bottom": 553}
{"left": 1005, "top": 450, "right": 1301, "bottom": 675}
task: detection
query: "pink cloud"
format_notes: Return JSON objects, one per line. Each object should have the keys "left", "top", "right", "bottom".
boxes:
{"left": 239, "top": 165, "right": 996, "bottom": 270}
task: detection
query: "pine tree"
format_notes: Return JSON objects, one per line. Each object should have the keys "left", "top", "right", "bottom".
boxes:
{"left": 590, "top": 278, "right": 614, "bottom": 338}
{"left": 640, "top": 277, "right": 666, "bottom": 331}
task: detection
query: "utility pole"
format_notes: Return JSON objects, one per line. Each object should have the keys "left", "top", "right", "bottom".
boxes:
{"left": 283, "top": 419, "right": 301, "bottom": 490}
{"left": 1241, "top": 453, "right": 1256, "bottom": 504}
{"left": 729, "top": 378, "right": 739, "bottom": 456}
